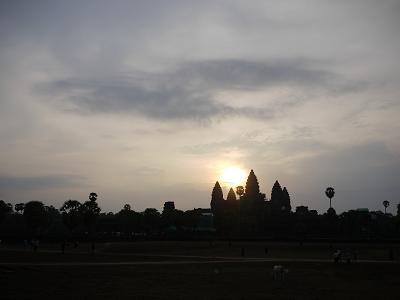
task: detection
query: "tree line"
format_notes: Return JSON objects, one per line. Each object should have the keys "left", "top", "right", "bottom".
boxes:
{"left": 0, "top": 194, "right": 209, "bottom": 241}
{"left": 1, "top": 185, "right": 400, "bottom": 241}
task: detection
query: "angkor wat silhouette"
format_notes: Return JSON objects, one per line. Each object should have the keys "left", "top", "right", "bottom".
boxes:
{"left": 211, "top": 169, "right": 292, "bottom": 235}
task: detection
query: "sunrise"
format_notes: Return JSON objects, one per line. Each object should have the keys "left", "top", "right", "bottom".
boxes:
{"left": 1, "top": 1, "right": 399, "bottom": 299}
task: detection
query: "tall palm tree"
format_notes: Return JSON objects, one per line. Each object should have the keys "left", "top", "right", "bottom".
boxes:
{"left": 89, "top": 192, "right": 98, "bottom": 202}
{"left": 383, "top": 200, "right": 390, "bottom": 214}
{"left": 325, "top": 187, "right": 335, "bottom": 209}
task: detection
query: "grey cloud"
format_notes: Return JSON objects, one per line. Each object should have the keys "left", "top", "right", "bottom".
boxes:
{"left": 0, "top": 175, "right": 85, "bottom": 190}
{"left": 177, "top": 59, "right": 332, "bottom": 89}
{"left": 40, "top": 78, "right": 234, "bottom": 120}
{"left": 37, "top": 59, "right": 363, "bottom": 121}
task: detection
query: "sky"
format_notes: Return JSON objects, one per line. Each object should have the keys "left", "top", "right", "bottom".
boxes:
{"left": 0, "top": 0, "right": 399, "bottom": 214}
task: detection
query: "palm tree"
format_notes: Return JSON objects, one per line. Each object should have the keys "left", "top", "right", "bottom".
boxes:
{"left": 89, "top": 192, "right": 98, "bottom": 202}
{"left": 325, "top": 187, "right": 335, "bottom": 209}
{"left": 80, "top": 194, "right": 101, "bottom": 237}
{"left": 236, "top": 186, "right": 244, "bottom": 197}
{"left": 383, "top": 200, "right": 390, "bottom": 214}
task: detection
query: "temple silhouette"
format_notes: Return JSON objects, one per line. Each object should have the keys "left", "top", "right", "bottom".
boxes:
{"left": 1, "top": 169, "right": 397, "bottom": 241}
{"left": 210, "top": 169, "right": 292, "bottom": 236}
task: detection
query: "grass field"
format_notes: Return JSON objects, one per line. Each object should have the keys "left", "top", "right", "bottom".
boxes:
{"left": 1, "top": 241, "right": 399, "bottom": 299}
{"left": 102, "top": 240, "right": 400, "bottom": 260}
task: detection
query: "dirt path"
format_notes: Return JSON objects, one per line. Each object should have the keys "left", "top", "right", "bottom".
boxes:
{"left": 1, "top": 256, "right": 399, "bottom": 266}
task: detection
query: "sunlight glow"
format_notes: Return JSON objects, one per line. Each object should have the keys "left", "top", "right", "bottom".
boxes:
{"left": 221, "top": 167, "right": 246, "bottom": 186}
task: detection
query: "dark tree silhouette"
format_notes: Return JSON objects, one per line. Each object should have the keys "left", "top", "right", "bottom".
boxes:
{"left": 236, "top": 186, "right": 244, "bottom": 197}
{"left": 226, "top": 188, "right": 237, "bottom": 202}
{"left": 14, "top": 203, "right": 25, "bottom": 214}
{"left": 60, "top": 200, "right": 82, "bottom": 232}
{"left": 324, "top": 188, "right": 337, "bottom": 239}
{"left": 325, "top": 187, "right": 335, "bottom": 209}
{"left": 80, "top": 193, "right": 101, "bottom": 234}
{"left": 117, "top": 204, "right": 140, "bottom": 237}
{"left": 163, "top": 201, "right": 175, "bottom": 213}
{"left": 142, "top": 208, "right": 161, "bottom": 233}
{"left": 383, "top": 200, "right": 390, "bottom": 214}
{"left": 182, "top": 209, "right": 201, "bottom": 231}
{"left": 23, "top": 201, "right": 47, "bottom": 236}
{"left": 327, "top": 207, "right": 337, "bottom": 216}
{"left": 89, "top": 192, "right": 98, "bottom": 202}
{"left": 0, "top": 200, "right": 13, "bottom": 223}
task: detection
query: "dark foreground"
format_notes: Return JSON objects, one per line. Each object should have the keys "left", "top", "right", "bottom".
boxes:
{"left": 1, "top": 241, "right": 399, "bottom": 299}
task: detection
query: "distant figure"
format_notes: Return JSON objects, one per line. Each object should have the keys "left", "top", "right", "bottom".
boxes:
{"left": 74, "top": 241, "right": 79, "bottom": 248}
{"left": 343, "top": 250, "right": 352, "bottom": 264}
{"left": 389, "top": 248, "right": 394, "bottom": 261}
{"left": 61, "top": 240, "right": 66, "bottom": 254}
{"left": 91, "top": 242, "right": 95, "bottom": 254}
{"left": 265, "top": 247, "right": 268, "bottom": 255}
{"left": 353, "top": 251, "right": 358, "bottom": 261}
{"left": 32, "top": 239, "right": 39, "bottom": 252}
{"left": 333, "top": 250, "right": 342, "bottom": 264}
{"left": 272, "top": 265, "right": 288, "bottom": 280}
{"left": 241, "top": 247, "right": 245, "bottom": 257}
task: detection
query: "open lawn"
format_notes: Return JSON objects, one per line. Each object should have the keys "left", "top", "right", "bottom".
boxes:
{"left": 1, "top": 241, "right": 399, "bottom": 299}
{"left": 102, "top": 240, "right": 400, "bottom": 261}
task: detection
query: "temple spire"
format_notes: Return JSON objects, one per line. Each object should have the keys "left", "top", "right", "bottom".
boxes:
{"left": 226, "top": 187, "right": 237, "bottom": 202}
{"left": 271, "top": 180, "right": 283, "bottom": 199}
{"left": 282, "top": 187, "right": 291, "bottom": 212}
{"left": 210, "top": 181, "right": 224, "bottom": 213}
{"left": 245, "top": 169, "right": 260, "bottom": 198}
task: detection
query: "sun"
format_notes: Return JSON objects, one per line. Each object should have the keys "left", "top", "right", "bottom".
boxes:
{"left": 221, "top": 167, "right": 246, "bottom": 186}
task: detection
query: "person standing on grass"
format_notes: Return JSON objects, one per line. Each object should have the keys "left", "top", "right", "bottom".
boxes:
{"left": 333, "top": 250, "right": 341, "bottom": 263}
{"left": 61, "top": 240, "right": 66, "bottom": 254}
{"left": 91, "top": 241, "right": 95, "bottom": 254}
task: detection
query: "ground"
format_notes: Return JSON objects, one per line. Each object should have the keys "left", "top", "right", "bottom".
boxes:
{"left": 1, "top": 241, "right": 399, "bottom": 299}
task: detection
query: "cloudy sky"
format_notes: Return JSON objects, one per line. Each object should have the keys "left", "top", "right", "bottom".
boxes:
{"left": 1, "top": 0, "right": 399, "bottom": 214}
